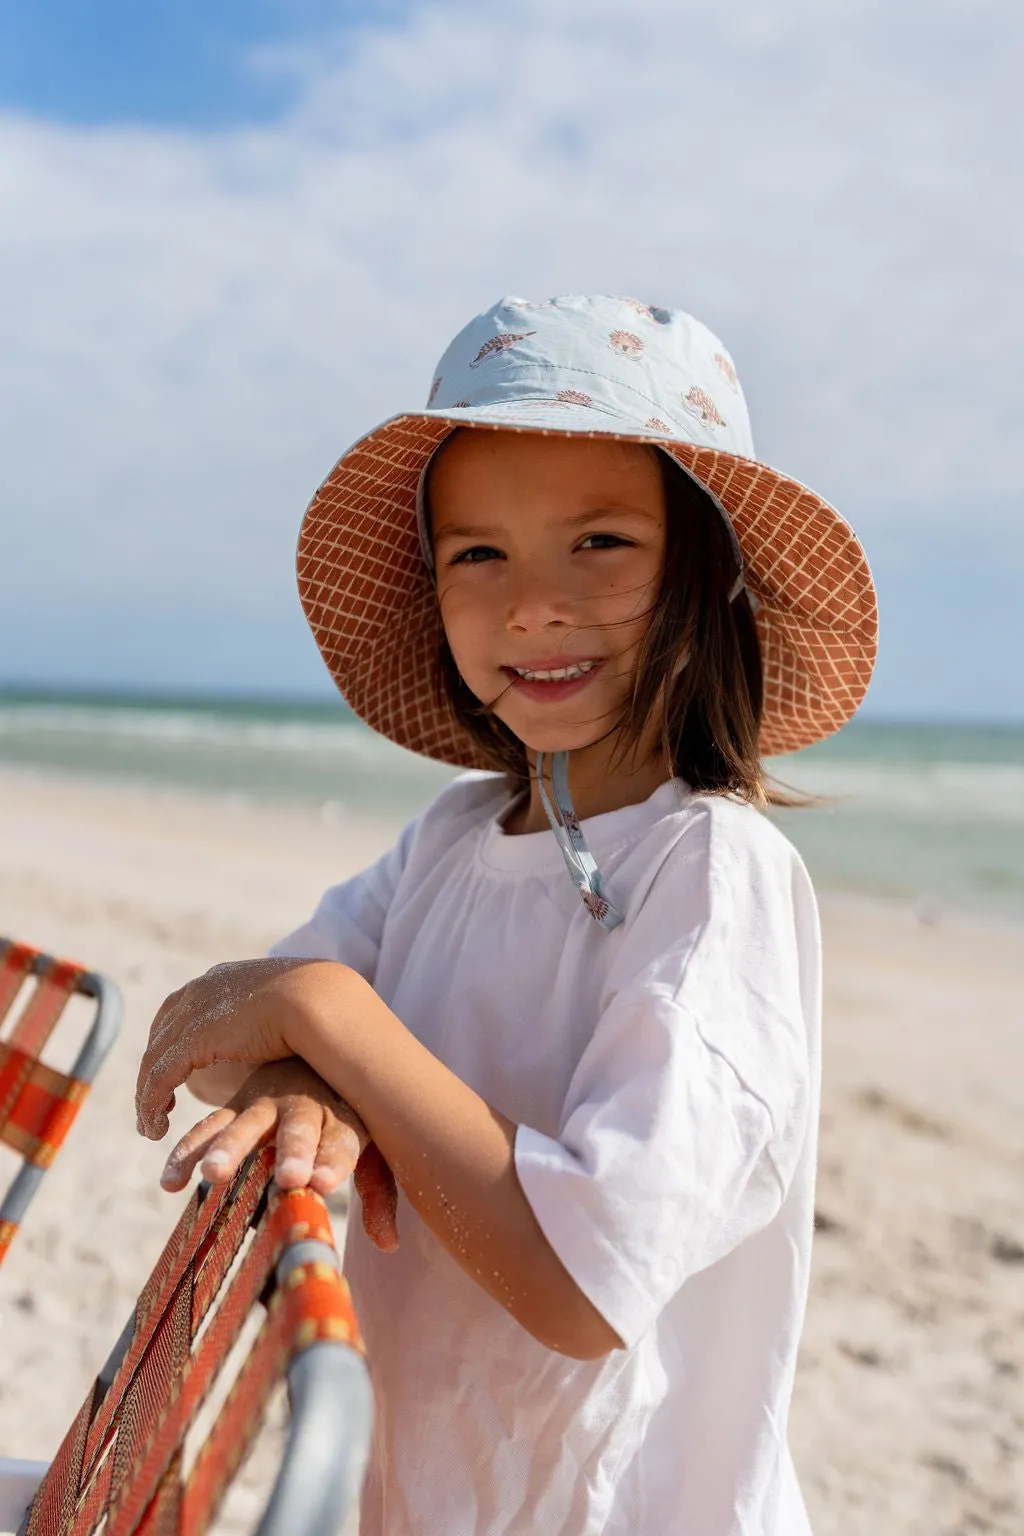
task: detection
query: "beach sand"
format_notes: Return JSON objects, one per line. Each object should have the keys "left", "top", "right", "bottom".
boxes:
{"left": 0, "top": 766, "right": 1021, "bottom": 1534}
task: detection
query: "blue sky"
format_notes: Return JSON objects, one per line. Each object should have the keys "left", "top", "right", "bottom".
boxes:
{"left": 0, "top": 1, "right": 410, "bottom": 125}
{"left": 1, "top": 0, "right": 1022, "bottom": 721}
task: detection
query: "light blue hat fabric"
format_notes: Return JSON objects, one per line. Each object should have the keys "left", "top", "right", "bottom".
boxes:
{"left": 414, "top": 294, "right": 752, "bottom": 585}
{"left": 424, "top": 293, "right": 754, "bottom": 453}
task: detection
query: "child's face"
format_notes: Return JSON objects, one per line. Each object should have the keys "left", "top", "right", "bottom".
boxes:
{"left": 430, "top": 430, "right": 667, "bottom": 756}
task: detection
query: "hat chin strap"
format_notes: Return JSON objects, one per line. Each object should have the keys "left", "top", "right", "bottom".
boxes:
{"left": 535, "top": 751, "right": 625, "bottom": 932}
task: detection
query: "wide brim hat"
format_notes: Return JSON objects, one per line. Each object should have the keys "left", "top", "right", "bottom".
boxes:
{"left": 297, "top": 295, "right": 877, "bottom": 765}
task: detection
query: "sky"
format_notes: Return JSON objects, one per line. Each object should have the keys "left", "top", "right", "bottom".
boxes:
{"left": 0, "top": 0, "right": 1021, "bottom": 720}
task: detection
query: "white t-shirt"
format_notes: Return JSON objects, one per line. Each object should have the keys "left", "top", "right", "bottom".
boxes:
{"left": 272, "top": 774, "right": 821, "bottom": 1536}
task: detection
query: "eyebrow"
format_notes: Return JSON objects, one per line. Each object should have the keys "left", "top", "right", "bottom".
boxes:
{"left": 433, "top": 505, "right": 661, "bottom": 543}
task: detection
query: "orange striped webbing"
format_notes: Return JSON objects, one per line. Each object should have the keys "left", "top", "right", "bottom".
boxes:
{"left": 0, "top": 941, "right": 91, "bottom": 1176}
{"left": 24, "top": 1147, "right": 364, "bottom": 1536}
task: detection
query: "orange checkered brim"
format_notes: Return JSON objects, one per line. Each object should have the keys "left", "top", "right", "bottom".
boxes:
{"left": 297, "top": 412, "right": 878, "bottom": 763}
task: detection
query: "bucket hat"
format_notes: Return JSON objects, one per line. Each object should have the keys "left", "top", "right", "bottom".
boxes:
{"left": 296, "top": 294, "right": 877, "bottom": 766}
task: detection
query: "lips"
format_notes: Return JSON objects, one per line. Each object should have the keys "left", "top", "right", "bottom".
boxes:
{"left": 501, "top": 658, "right": 605, "bottom": 701}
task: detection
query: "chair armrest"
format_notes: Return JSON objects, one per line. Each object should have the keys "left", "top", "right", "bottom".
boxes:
{"left": 0, "top": 1458, "right": 48, "bottom": 1534}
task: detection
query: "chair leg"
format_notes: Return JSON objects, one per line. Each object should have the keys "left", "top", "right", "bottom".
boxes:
{"left": 0, "top": 1459, "right": 48, "bottom": 1535}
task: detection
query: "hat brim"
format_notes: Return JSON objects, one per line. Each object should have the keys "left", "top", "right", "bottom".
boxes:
{"left": 297, "top": 403, "right": 878, "bottom": 765}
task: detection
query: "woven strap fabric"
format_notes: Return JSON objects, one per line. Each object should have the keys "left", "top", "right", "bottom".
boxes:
{"left": 0, "top": 1042, "right": 89, "bottom": 1167}
{"left": 58, "top": 1448, "right": 115, "bottom": 1536}
{"left": 105, "top": 1280, "right": 194, "bottom": 1530}
{"left": 25, "top": 1386, "right": 103, "bottom": 1536}
{"left": 82, "top": 1151, "right": 269, "bottom": 1479}
{"left": 0, "top": 940, "right": 85, "bottom": 1060}
{"left": 103, "top": 1217, "right": 282, "bottom": 1536}
{"left": 183, "top": 1203, "right": 364, "bottom": 1532}
{"left": 24, "top": 1155, "right": 270, "bottom": 1536}
{"left": 0, "top": 939, "right": 35, "bottom": 1022}
{"left": 103, "top": 1181, "right": 355, "bottom": 1536}
{"left": 132, "top": 1451, "right": 183, "bottom": 1536}
{"left": 0, "top": 941, "right": 95, "bottom": 1274}
{"left": 24, "top": 1148, "right": 365, "bottom": 1536}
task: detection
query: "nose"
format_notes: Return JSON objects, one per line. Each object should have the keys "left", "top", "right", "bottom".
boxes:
{"left": 503, "top": 563, "right": 576, "bottom": 635}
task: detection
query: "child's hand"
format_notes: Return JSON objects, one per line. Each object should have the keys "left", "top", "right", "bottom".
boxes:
{"left": 159, "top": 1057, "right": 399, "bottom": 1252}
{"left": 135, "top": 956, "right": 355, "bottom": 1139}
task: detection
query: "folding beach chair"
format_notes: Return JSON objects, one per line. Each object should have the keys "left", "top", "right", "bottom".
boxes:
{"left": 0, "top": 1145, "right": 372, "bottom": 1536}
{"left": 0, "top": 937, "right": 122, "bottom": 1267}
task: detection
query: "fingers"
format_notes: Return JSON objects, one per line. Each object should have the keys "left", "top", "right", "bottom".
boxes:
{"left": 308, "top": 1110, "right": 364, "bottom": 1196}
{"left": 160, "top": 1106, "right": 239, "bottom": 1190}
{"left": 163, "top": 1099, "right": 279, "bottom": 1190}
{"left": 136, "top": 1034, "right": 194, "bottom": 1141}
{"left": 137, "top": 986, "right": 208, "bottom": 1138}
{"left": 272, "top": 1098, "right": 334, "bottom": 1191}
{"left": 354, "top": 1142, "right": 400, "bottom": 1253}
{"left": 200, "top": 1098, "right": 280, "bottom": 1184}
{"left": 153, "top": 1055, "right": 400, "bottom": 1261}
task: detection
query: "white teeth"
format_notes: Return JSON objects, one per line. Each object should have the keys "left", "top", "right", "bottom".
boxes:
{"left": 514, "top": 660, "right": 598, "bottom": 682}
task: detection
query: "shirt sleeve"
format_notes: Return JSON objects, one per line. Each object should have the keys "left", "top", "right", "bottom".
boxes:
{"left": 268, "top": 817, "right": 417, "bottom": 985}
{"left": 514, "top": 804, "right": 819, "bottom": 1349}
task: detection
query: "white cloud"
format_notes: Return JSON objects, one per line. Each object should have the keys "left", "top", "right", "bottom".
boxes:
{"left": 1, "top": 0, "right": 1021, "bottom": 699}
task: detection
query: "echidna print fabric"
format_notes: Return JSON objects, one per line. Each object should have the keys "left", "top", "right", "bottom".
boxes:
{"left": 683, "top": 387, "right": 727, "bottom": 429}
{"left": 418, "top": 293, "right": 754, "bottom": 458}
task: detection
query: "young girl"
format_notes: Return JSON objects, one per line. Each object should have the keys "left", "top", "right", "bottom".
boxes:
{"left": 136, "top": 295, "right": 877, "bottom": 1535}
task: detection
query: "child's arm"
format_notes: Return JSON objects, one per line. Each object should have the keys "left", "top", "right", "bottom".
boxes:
{"left": 136, "top": 959, "right": 622, "bottom": 1361}
{"left": 300, "top": 979, "right": 624, "bottom": 1360}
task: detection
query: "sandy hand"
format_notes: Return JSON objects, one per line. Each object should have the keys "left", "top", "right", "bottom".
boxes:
{"left": 136, "top": 956, "right": 348, "bottom": 1139}
{"left": 160, "top": 1057, "right": 399, "bottom": 1252}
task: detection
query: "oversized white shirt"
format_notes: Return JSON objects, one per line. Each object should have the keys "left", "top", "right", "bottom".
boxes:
{"left": 272, "top": 774, "right": 821, "bottom": 1536}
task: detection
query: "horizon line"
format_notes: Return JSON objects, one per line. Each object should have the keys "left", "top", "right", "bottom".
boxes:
{"left": 1, "top": 678, "right": 1021, "bottom": 733}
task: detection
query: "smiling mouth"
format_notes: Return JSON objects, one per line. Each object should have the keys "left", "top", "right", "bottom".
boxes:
{"left": 505, "top": 660, "right": 601, "bottom": 683}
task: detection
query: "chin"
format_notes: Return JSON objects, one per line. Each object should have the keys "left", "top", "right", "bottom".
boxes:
{"left": 501, "top": 718, "right": 607, "bottom": 756}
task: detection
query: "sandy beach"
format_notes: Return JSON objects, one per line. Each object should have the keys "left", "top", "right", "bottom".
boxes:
{"left": 1, "top": 765, "right": 1021, "bottom": 1535}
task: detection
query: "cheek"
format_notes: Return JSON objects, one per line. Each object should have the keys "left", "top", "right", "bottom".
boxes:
{"left": 437, "top": 584, "right": 491, "bottom": 673}
{"left": 587, "top": 556, "right": 662, "bottom": 631}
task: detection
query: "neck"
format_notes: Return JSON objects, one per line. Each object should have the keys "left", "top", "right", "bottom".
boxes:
{"left": 507, "top": 735, "right": 671, "bottom": 835}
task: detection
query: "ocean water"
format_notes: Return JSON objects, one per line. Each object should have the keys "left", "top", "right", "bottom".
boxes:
{"left": 1, "top": 688, "right": 1022, "bottom": 923}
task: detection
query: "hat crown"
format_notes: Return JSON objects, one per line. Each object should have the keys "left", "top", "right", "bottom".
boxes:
{"left": 425, "top": 294, "right": 755, "bottom": 457}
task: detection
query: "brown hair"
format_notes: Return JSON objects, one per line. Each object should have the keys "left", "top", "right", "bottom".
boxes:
{"left": 432, "top": 444, "right": 797, "bottom": 808}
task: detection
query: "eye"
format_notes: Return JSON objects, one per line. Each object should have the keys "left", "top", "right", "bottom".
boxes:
{"left": 450, "top": 544, "right": 503, "bottom": 566}
{"left": 578, "top": 532, "right": 633, "bottom": 551}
